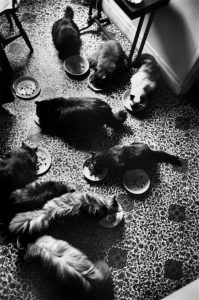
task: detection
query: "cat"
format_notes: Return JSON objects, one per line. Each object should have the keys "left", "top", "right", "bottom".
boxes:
{"left": 25, "top": 235, "right": 110, "bottom": 299}
{"left": 8, "top": 180, "right": 76, "bottom": 216}
{"left": 52, "top": 6, "right": 82, "bottom": 60}
{"left": 89, "top": 142, "right": 182, "bottom": 172}
{"left": 88, "top": 40, "right": 126, "bottom": 88}
{"left": 9, "top": 192, "right": 119, "bottom": 239}
{"left": 130, "top": 53, "right": 160, "bottom": 110}
{"left": 35, "top": 97, "right": 127, "bottom": 136}
{"left": 0, "top": 142, "right": 38, "bottom": 201}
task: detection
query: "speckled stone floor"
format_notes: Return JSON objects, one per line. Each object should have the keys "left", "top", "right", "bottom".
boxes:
{"left": 0, "top": 1, "right": 199, "bottom": 300}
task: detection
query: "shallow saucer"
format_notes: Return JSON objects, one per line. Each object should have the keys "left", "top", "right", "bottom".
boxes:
{"left": 99, "top": 203, "right": 124, "bottom": 228}
{"left": 36, "top": 147, "right": 51, "bottom": 176}
{"left": 123, "top": 169, "right": 150, "bottom": 194}
{"left": 13, "top": 76, "right": 41, "bottom": 100}
{"left": 63, "top": 55, "right": 89, "bottom": 77}
{"left": 83, "top": 158, "right": 108, "bottom": 182}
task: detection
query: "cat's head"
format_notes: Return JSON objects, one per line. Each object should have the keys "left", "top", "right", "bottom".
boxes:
{"left": 91, "top": 62, "right": 116, "bottom": 88}
{"left": 10, "top": 142, "right": 38, "bottom": 165}
{"left": 85, "top": 193, "right": 119, "bottom": 220}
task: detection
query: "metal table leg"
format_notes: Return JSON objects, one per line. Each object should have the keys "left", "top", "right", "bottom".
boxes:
{"left": 136, "top": 11, "right": 155, "bottom": 60}
{"left": 127, "top": 15, "right": 145, "bottom": 67}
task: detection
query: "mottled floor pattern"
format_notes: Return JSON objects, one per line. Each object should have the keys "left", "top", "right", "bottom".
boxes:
{"left": 0, "top": 0, "right": 199, "bottom": 300}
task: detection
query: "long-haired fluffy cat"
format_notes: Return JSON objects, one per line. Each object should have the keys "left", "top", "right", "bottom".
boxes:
{"left": 35, "top": 97, "right": 127, "bottom": 136}
{"left": 9, "top": 192, "right": 119, "bottom": 238}
{"left": 0, "top": 142, "right": 38, "bottom": 200}
{"left": 52, "top": 6, "right": 82, "bottom": 59}
{"left": 8, "top": 180, "right": 76, "bottom": 216}
{"left": 25, "top": 235, "right": 110, "bottom": 299}
{"left": 88, "top": 40, "right": 126, "bottom": 88}
{"left": 130, "top": 53, "right": 160, "bottom": 109}
{"left": 89, "top": 142, "right": 182, "bottom": 172}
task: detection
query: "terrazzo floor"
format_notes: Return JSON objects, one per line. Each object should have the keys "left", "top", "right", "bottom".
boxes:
{"left": 0, "top": 0, "right": 199, "bottom": 300}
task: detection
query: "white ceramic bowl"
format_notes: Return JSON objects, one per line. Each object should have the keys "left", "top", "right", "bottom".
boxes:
{"left": 36, "top": 147, "right": 52, "bottom": 176}
{"left": 83, "top": 158, "right": 108, "bottom": 182}
{"left": 122, "top": 89, "right": 148, "bottom": 112}
{"left": 123, "top": 169, "right": 150, "bottom": 194}
{"left": 63, "top": 55, "right": 89, "bottom": 76}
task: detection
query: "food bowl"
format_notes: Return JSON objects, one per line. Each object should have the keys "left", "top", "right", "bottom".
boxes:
{"left": 13, "top": 76, "right": 41, "bottom": 100}
{"left": 99, "top": 203, "right": 124, "bottom": 228}
{"left": 122, "top": 89, "right": 148, "bottom": 112}
{"left": 123, "top": 169, "right": 150, "bottom": 194}
{"left": 63, "top": 55, "right": 89, "bottom": 76}
{"left": 83, "top": 158, "right": 108, "bottom": 182}
{"left": 88, "top": 73, "right": 108, "bottom": 92}
{"left": 36, "top": 147, "right": 52, "bottom": 176}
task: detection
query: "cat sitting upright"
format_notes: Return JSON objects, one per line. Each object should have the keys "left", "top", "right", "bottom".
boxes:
{"left": 52, "top": 6, "right": 82, "bottom": 60}
{"left": 35, "top": 97, "right": 127, "bottom": 137}
{"left": 0, "top": 142, "right": 38, "bottom": 201}
{"left": 130, "top": 53, "right": 160, "bottom": 110}
{"left": 88, "top": 142, "right": 182, "bottom": 173}
{"left": 88, "top": 40, "right": 126, "bottom": 89}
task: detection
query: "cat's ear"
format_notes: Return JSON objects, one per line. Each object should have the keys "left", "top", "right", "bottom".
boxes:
{"left": 90, "top": 151, "right": 96, "bottom": 158}
{"left": 111, "top": 196, "right": 118, "bottom": 208}
{"left": 35, "top": 101, "right": 40, "bottom": 106}
{"left": 22, "top": 142, "right": 28, "bottom": 149}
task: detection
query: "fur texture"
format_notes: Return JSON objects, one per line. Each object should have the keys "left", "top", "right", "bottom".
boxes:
{"left": 88, "top": 40, "right": 126, "bottom": 88}
{"left": 0, "top": 142, "right": 38, "bottom": 200}
{"left": 9, "top": 192, "right": 119, "bottom": 237}
{"left": 25, "top": 235, "right": 110, "bottom": 297}
{"left": 9, "top": 180, "right": 76, "bottom": 215}
{"left": 130, "top": 54, "right": 160, "bottom": 109}
{"left": 52, "top": 6, "right": 82, "bottom": 59}
{"left": 90, "top": 142, "right": 182, "bottom": 172}
{"left": 35, "top": 97, "right": 127, "bottom": 136}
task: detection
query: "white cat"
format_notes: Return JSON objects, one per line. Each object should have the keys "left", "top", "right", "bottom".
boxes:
{"left": 130, "top": 54, "right": 160, "bottom": 109}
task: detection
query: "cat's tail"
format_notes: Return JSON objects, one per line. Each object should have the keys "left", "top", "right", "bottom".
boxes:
{"left": 64, "top": 6, "right": 74, "bottom": 19}
{"left": 106, "top": 110, "right": 127, "bottom": 128}
{"left": 25, "top": 235, "right": 110, "bottom": 293}
{"left": 151, "top": 150, "right": 182, "bottom": 166}
{"left": 9, "top": 209, "right": 50, "bottom": 238}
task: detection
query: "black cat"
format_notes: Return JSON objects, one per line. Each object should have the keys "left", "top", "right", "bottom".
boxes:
{"left": 90, "top": 142, "right": 182, "bottom": 172}
{"left": 0, "top": 142, "right": 38, "bottom": 200}
{"left": 8, "top": 180, "right": 76, "bottom": 216}
{"left": 52, "top": 6, "right": 82, "bottom": 60}
{"left": 35, "top": 97, "right": 127, "bottom": 136}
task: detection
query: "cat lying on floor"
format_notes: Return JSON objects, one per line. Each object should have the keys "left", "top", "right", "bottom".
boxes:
{"left": 130, "top": 54, "right": 160, "bottom": 110}
{"left": 8, "top": 180, "right": 76, "bottom": 216}
{"left": 88, "top": 40, "right": 126, "bottom": 89}
{"left": 88, "top": 142, "right": 182, "bottom": 173}
{"left": 25, "top": 235, "right": 110, "bottom": 299}
{"left": 35, "top": 97, "right": 127, "bottom": 137}
{"left": 52, "top": 6, "right": 82, "bottom": 60}
{"left": 9, "top": 192, "right": 119, "bottom": 238}
{"left": 0, "top": 142, "right": 38, "bottom": 201}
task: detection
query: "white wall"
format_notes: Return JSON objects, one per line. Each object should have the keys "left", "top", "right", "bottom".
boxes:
{"left": 103, "top": 0, "right": 199, "bottom": 94}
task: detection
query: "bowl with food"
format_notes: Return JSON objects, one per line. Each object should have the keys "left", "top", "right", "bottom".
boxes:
{"left": 123, "top": 169, "right": 150, "bottom": 194}
{"left": 36, "top": 147, "right": 52, "bottom": 176}
{"left": 63, "top": 55, "right": 89, "bottom": 77}
{"left": 83, "top": 157, "right": 108, "bottom": 182}
{"left": 99, "top": 203, "right": 124, "bottom": 228}
{"left": 122, "top": 89, "right": 148, "bottom": 112}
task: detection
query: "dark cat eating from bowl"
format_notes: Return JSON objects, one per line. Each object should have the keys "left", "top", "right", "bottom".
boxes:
{"left": 52, "top": 6, "right": 82, "bottom": 59}
{"left": 89, "top": 142, "right": 182, "bottom": 173}
{"left": 35, "top": 97, "right": 127, "bottom": 137}
{"left": 88, "top": 40, "right": 126, "bottom": 89}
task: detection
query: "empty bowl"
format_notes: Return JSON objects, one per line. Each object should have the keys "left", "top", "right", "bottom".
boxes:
{"left": 122, "top": 89, "right": 148, "bottom": 112}
{"left": 63, "top": 55, "right": 89, "bottom": 76}
{"left": 123, "top": 169, "right": 150, "bottom": 194}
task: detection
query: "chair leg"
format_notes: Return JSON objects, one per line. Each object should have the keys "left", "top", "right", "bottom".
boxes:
{"left": 10, "top": 11, "right": 33, "bottom": 53}
{"left": 0, "top": 42, "right": 12, "bottom": 76}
